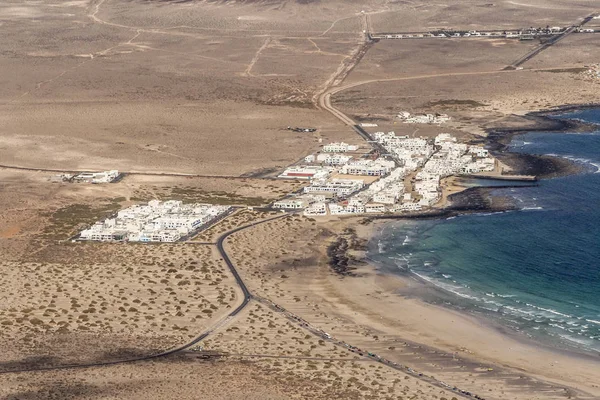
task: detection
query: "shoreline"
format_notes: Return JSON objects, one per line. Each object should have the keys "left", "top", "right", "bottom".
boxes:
{"left": 316, "top": 221, "right": 600, "bottom": 398}
{"left": 328, "top": 106, "right": 600, "bottom": 395}
{"left": 365, "top": 223, "right": 600, "bottom": 361}
{"left": 485, "top": 104, "right": 599, "bottom": 179}
{"left": 358, "top": 105, "right": 600, "bottom": 354}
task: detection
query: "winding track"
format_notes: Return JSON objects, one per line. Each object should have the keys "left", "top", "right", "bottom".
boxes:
{"left": 0, "top": 210, "right": 483, "bottom": 397}
{"left": 0, "top": 214, "right": 287, "bottom": 375}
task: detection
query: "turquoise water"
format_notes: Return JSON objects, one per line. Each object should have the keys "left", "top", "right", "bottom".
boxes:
{"left": 370, "top": 109, "right": 600, "bottom": 353}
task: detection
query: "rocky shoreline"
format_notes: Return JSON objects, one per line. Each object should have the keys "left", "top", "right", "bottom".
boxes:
{"left": 326, "top": 227, "right": 368, "bottom": 276}
{"left": 332, "top": 105, "right": 599, "bottom": 270}
{"left": 362, "top": 104, "right": 600, "bottom": 219}
{"left": 486, "top": 104, "right": 599, "bottom": 179}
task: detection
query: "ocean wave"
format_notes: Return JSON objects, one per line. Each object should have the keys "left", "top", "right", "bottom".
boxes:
{"left": 408, "top": 268, "right": 600, "bottom": 352}
{"left": 473, "top": 211, "right": 507, "bottom": 217}
{"left": 410, "top": 271, "right": 483, "bottom": 302}
{"left": 557, "top": 333, "right": 598, "bottom": 348}
{"left": 528, "top": 304, "right": 573, "bottom": 319}
{"left": 546, "top": 153, "right": 600, "bottom": 173}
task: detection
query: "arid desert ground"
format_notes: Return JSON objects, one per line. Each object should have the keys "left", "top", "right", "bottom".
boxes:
{"left": 1, "top": 0, "right": 600, "bottom": 399}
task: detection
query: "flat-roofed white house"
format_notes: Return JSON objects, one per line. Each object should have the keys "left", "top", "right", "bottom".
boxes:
{"left": 303, "top": 179, "right": 364, "bottom": 197}
{"left": 322, "top": 142, "right": 359, "bottom": 153}
{"left": 303, "top": 202, "right": 327, "bottom": 216}
{"left": 273, "top": 199, "right": 309, "bottom": 209}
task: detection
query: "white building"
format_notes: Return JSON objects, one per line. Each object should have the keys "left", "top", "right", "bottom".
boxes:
{"left": 372, "top": 192, "right": 398, "bottom": 205}
{"left": 272, "top": 194, "right": 326, "bottom": 210}
{"left": 279, "top": 166, "right": 331, "bottom": 180}
{"left": 365, "top": 204, "right": 386, "bottom": 213}
{"left": 79, "top": 201, "right": 230, "bottom": 242}
{"left": 304, "top": 202, "right": 327, "bottom": 216}
{"left": 273, "top": 199, "right": 308, "bottom": 209}
{"left": 73, "top": 170, "right": 119, "bottom": 184}
{"left": 322, "top": 142, "right": 359, "bottom": 153}
{"left": 316, "top": 153, "right": 353, "bottom": 166}
{"left": 304, "top": 178, "right": 364, "bottom": 197}
{"left": 328, "top": 203, "right": 349, "bottom": 215}
{"left": 340, "top": 158, "right": 395, "bottom": 176}
{"left": 304, "top": 154, "right": 316, "bottom": 163}
{"left": 469, "top": 146, "right": 489, "bottom": 158}
{"left": 397, "top": 112, "right": 450, "bottom": 124}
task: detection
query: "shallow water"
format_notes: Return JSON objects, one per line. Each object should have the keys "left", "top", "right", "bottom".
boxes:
{"left": 369, "top": 109, "right": 600, "bottom": 354}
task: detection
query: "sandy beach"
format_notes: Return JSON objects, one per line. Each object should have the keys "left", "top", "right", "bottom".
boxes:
{"left": 2, "top": 0, "right": 600, "bottom": 397}
{"left": 222, "top": 214, "right": 600, "bottom": 399}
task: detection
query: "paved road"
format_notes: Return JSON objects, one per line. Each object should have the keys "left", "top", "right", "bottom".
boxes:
{"left": 0, "top": 214, "right": 287, "bottom": 375}
{"left": 0, "top": 163, "right": 284, "bottom": 182}
{"left": 507, "top": 12, "right": 599, "bottom": 69}
{"left": 506, "top": 26, "right": 576, "bottom": 69}
{"left": 0, "top": 209, "right": 491, "bottom": 398}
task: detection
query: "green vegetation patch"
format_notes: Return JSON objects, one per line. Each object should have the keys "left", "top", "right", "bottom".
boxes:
{"left": 544, "top": 67, "right": 588, "bottom": 74}
{"left": 425, "top": 99, "right": 488, "bottom": 108}
{"left": 40, "top": 200, "right": 123, "bottom": 240}
{"left": 136, "top": 186, "right": 269, "bottom": 207}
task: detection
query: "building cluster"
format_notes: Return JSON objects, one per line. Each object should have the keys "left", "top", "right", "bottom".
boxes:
{"left": 79, "top": 200, "right": 230, "bottom": 242}
{"left": 340, "top": 158, "right": 395, "bottom": 176}
{"left": 374, "top": 27, "right": 569, "bottom": 40}
{"left": 412, "top": 133, "right": 494, "bottom": 206}
{"left": 304, "top": 178, "right": 365, "bottom": 197}
{"left": 50, "top": 170, "right": 120, "bottom": 184}
{"left": 276, "top": 134, "right": 495, "bottom": 216}
{"left": 287, "top": 126, "right": 316, "bottom": 132}
{"left": 278, "top": 165, "right": 332, "bottom": 180}
{"left": 279, "top": 142, "right": 362, "bottom": 180}
{"left": 273, "top": 194, "right": 326, "bottom": 210}
{"left": 397, "top": 111, "right": 450, "bottom": 124}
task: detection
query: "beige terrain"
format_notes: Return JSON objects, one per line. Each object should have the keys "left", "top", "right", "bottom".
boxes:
{"left": 1, "top": 0, "right": 600, "bottom": 398}
{"left": 1, "top": 0, "right": 364, "bottom": 175}
{"left": 367, "top": 0, "right": 598, "bottom": 32}
{"left": 224, "top": 216, "right": 600, "bottom": 399}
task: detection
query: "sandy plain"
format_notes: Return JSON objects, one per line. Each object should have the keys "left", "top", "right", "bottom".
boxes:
{"left": 1, "top": 0, "right": 600, "bottom": 398}
{"left": 367, "top": 0, "right": 599, "bottom": 32}
{"left": 0, "top": 0, "right": 364, "bottom": 176}
{"left": 224, "top": 215, "right": 600, "bottom": 400}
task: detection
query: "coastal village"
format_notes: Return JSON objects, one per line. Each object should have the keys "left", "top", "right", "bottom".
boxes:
{"left": 4, "top": 1, "right": 600, "bottom": 399}
{"left": 76, "top": 111, "right": 498, "bottom": 241}
{"left": 274, "top": 129, "right": 495, "bottom": 217}
{"left": 75, "top": 129, "right": 495, "bottom": 241}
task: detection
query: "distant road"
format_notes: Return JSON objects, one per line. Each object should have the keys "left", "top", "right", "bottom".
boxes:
{"left": 506, "top": 12, "right": 599, "bottom": 69}
{"left": 0, "top": 164, "right": 283, "bottom": 181}
{"left": 318, "top": 69, "right": 510, "bottom": 133}
{"left": 506, "top": 26, "right": 576, "bottom": 69}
